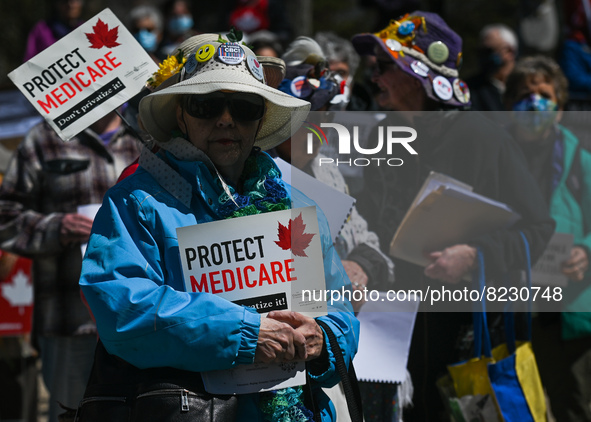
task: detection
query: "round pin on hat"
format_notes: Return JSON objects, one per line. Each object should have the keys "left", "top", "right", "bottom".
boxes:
{"left": 427, "top": 41, "right": 449, "bottom": 64}
{"left": 410, "top": 60, "right": 429, "bottom": 77}
{"left": 184, "top": 54, "right": 198, "bottom": 75}
{"left": 196, "top": 44, "right": 215, "bottom": 63}
{"left": 432, "top": 75, "right": 452, "bottom": 100}
{"left": 398, "top": 21, "right": 416, "bottom": 36}
{"left": 247, "top": 55, "right": 265, "bottom": 82}
{"left": 217, "top": 43, "right": 245, "bottom": 65}
{"left": 385, "top": 38, "right": 402, "bottom": 52}
{"left": 452, "top": 78, "right": 470, "bottom": 104}
{"left": 290, "top": 76, "right": 312, "bottom": 98}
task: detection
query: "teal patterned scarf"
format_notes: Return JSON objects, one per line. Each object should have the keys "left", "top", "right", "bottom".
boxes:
{"left": 216, "top": 150, "right": 314, "bottom": 422}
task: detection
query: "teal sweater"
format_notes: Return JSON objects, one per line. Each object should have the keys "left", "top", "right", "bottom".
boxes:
{"left": 549, "top": 127, "right": 591, "bottom": 339}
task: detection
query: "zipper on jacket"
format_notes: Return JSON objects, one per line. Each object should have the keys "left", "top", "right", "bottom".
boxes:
{"left": 181, "top": 389, "right": 189, "bottom": 412}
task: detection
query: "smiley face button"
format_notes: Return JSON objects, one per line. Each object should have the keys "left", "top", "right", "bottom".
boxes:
{"left": 196, "top": 44, "right": 215, "bottom": 62}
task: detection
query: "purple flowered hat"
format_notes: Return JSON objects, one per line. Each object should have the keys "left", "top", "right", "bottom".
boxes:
{"left": 352, "top": 11, "right": 471, "bottom": 107}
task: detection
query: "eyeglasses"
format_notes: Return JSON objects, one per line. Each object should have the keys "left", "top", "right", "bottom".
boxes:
{"left": 182, "top": 92, "right": 266, "bottom": 122}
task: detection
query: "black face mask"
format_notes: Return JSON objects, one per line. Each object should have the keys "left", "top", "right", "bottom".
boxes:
{"left": 478, "top": 47, "right": 504, "bottom": 75}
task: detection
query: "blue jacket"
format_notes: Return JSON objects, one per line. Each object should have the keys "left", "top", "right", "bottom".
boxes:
{"left": 79, "top": 149, "right": 359, "bottom": 421}
{"left": 559, "top": 40, "right": 591, "bottom": 94}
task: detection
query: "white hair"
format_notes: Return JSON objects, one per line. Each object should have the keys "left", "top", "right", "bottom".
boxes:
{"left": 480, "top": 23, "right": 518, "bottom": 52}
{"left": 128, "top": 5, "right": 163, "bottom": 33}
{"left": 281, "top": 36, "right": 325, "bottom": 66}
{"left": 314, "top": 31, "right": 360, "bottom": 76}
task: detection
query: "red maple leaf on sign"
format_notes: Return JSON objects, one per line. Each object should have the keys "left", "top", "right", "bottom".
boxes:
{"left": 85, "top": 19, "right": 121, "bottom": 49}
{"left": 274, "top": 213, "right": 316, "bottom": 257}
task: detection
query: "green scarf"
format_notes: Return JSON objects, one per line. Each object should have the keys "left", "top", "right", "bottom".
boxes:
{"left": 217, "top": 150, "right": 314, "bottom": 422}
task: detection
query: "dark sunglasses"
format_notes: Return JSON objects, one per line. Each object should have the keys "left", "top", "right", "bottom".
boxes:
{"left": 182, "top": 92, "right": 265, "bottom": 122}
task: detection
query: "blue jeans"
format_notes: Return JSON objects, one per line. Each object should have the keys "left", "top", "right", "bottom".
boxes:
{"left": 38, "top": 335, "right": 96, "bottom": 422}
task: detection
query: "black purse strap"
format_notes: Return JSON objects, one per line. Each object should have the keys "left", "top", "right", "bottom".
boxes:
{"left": 315, "top": 319, "right": 364, "bottom": 422}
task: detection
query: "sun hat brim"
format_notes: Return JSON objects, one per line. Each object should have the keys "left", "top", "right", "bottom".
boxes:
{"left": 257, "top": 56, "right": 286, "bottom": 89}
{"left": 139, "top": 37, "right": 310, "bottom": 151}
{"left": 352, "top": 33, "right": 467, "bottom": 107}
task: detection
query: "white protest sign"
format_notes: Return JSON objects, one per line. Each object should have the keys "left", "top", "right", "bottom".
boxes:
{"left": 8, "top": 8, "right": 158, "bottom": 141}
{"left": 177, "top": 206, "right": 327, "bottom": 316}
{"left": 177, "top": 206, "right": 327, "bottom": 394}
{"left": 531, "top": 231, "right": 573, "bottom": 286}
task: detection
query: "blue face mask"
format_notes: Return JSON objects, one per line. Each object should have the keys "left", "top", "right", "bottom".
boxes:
{"left": 134, "top": 29, "right": 158, "bottom": 53}
{"left": 168, "top": 15, "right": 193, "bottom": 36}
{"left": 511, "top": 93, "right": 558, "bottom": 136}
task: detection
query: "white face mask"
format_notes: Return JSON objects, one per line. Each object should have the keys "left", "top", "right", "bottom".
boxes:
{"left": 328, "top": 74, "right": 353, "bottom": 110}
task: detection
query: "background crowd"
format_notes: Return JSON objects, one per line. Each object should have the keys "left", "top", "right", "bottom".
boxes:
{"left": 1, "top": 0, "right": 591, "bottom": 421}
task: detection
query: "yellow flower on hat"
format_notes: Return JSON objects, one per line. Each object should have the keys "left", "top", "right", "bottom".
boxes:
{"left": 377, "top": 14, "right": 427, "bottom": 51}
{"left": 146, "top": 52, "right": 187, "bottom": 90}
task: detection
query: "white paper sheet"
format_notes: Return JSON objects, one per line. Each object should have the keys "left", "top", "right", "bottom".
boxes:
{"left": 531, "top": 232, "right": 573, "bottom": 286}
{"left": 353, "top": 292, "right": 419, "bottom": 383}
{"left": 77, "top": 203, "right": 101, "bottom": 258}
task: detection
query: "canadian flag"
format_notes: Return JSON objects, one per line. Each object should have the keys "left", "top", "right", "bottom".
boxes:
{"left": 0, "top": 255, "right": 33, "bottom": 335}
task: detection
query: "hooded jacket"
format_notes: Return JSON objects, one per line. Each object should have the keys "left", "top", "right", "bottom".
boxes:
{"left": 79, "top": 146, "right": 359, "bottom": 421}
{"left": 542, "top": 126, "right": 591, "bottom": 339}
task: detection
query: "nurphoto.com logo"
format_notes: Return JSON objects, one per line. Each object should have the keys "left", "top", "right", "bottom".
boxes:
{"left": 303, "top": 121, "right": 418, "bottom": 167}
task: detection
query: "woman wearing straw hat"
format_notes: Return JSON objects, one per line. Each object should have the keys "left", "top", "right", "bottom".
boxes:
{"left": 77, "top": 33, "right": 359, "bottom": 421}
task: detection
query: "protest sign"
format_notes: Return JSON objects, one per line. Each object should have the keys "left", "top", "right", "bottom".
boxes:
{"left": 8, "top": 8, "right": 158, "bottom": 141}
{"left": 0, "top": 256, "right": 33, "bottom": 336}
{"left": 177, "top": 206, "right": 327, "bottom": 393}
{"left": 275, "top": 157, "right": 355, "bottom": 244}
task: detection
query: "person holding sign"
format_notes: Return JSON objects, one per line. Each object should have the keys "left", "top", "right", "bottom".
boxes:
{"left": 0, "top": 110, "right": 141, "bottom": 422}
{"left": 78, "top": 33, "right": 359, "bottom": 421}
{"left": 504, "top": 55, "right": 591, "bottom": 422}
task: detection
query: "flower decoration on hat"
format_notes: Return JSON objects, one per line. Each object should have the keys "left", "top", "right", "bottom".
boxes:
{"left": 376, "top": 14, "right": 427, "bottom": 59}
{"left": 146, "top": 50, "right": 187, "bottom": 90}
{"left": 351, "top": 11, "right": 468, "bottom": 107}
{"left": 372, "top": 12, "right": 462, "bottom": 81}
{"left": 218, "top": 27, "right": 246, "bottom": 45}
{"left": 146, "top": 27, "right": 252, "bottom": 91}
{"left": 216, "top": 27, "right": 253, "bottom": 53}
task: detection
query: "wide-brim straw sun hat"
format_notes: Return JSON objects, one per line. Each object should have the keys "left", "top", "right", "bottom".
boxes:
{"left": 139, "top": 34, "right": 310, "bottom": 150}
